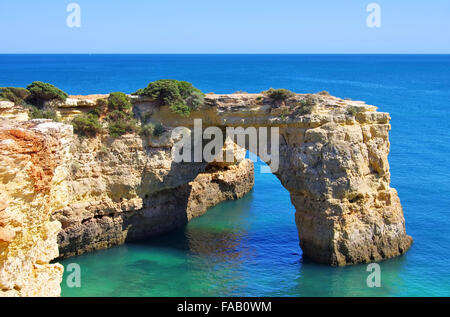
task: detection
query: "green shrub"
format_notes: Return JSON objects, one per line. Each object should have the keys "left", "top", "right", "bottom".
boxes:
{"left": 280, "top": 107, "right": 291, "bottom": 120}
{"left": 0, "top": 88, "right": 19, "bottom": 103}
{"left": 106, "top": 110, "right": 139, "bottom": 137}
{"left": 71, "top": 113, "right": 103, "bottom": 137}
{"left": 141, "top": 79, "right": 182, "bottom": 106}
{"left": 104, "top": 93, "right": 140, "bottom": 137}
{"left": 26, "top": 82, "right": 68, "bottom": 106}
{"left": 185, "top": 90, "right": 204, "bottom": 110}
{"left": 298, "top": 95, "right": 317, "bottom": 115}
{"left": 299, "top": 95, "right": 316, "bottom": 107}
{"left": 176, "top": 81, "right": 199, "bottom": 99}
{"left": 29, "top": 107, "right": 59, "bottom": 121}
{"left": 0, "top": 87, "right": 30, "bottom": 104}
{"left": 263, "top": 88, "right": 295, "bottom": 101}
{"left": 97, "top": 98, "right": 108, "bottom": 110}
{"left": 106, "top": 109, "right": 131, "bottom": 124}
{"left": 88, "top": 107, "right": 102, "bottom": 117}
{"left": 9, "top": 87, "right": 31, "bottom": 100}
{"left": 135, "top": 79, "right": 204, "bottom": 116}
{"left": 105, "top": 93, "right": 139, "bottom": 137}
{"left": 88, "top": 98, "right": 108, "bottom": 117}
{"left": 108, "top": 121, "right": 139, "bottom": 137}
{"left": 170, "top": 103, "right": 191, "bottom": 117}
{"left": 132, "top": 88, "right": 145, "bottom": 96}
{"left": 317, "top": 91, "right": 330, "bottom": 96}
{"left": 140, "top": 123, "right": 154, "bottom": 137}
{"left": 177, "top": 81, "right": 204, "bottom": 112}
{"left": 107, "top": 92, "right": 132, "bottom": 112}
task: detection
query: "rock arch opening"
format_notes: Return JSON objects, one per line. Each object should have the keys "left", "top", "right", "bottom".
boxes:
{"left": 9, "top": 92, "right": 412, "bottom": 267}
{"left": 145, "top": 93, "right": 412, "bottom": 266}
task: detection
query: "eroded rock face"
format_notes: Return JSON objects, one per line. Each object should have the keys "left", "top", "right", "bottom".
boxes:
{"left": 0, "top": 90, "right": 413, "bottom": 298}
{"left": 0, "top": 119, "right": 71, "bottom": 297}
{"left": 0, "top": 101, "right": 29, "bottom": 121}
{"left": 54, "top": 139, "right": 254, "bottom": 257}
{"left": 0, "top": 116, "right": 254, "bottom": 295}
{"left": 279, "top": 122, "right": 412, "bottom": 265}
{"left": 131, "top": 93, "right": 413, "bottom": 266}
{"left": 51, "top": 92, "right": 412, "bottom": 265}
{"left": 52, "top": 129, "right": 254, "bottom": 258}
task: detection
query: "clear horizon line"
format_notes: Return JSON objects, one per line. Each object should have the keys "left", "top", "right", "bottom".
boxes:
{"left": 1, "top": 52, "right": 450, "bottom": 55}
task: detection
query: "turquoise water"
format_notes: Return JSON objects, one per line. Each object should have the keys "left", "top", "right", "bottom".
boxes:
{"left": 1, "top": 54, "right": 449, "bottom": 296}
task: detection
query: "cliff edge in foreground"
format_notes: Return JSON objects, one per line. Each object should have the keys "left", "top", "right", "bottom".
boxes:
{"left": 0, "top": 120, "right": 71, "bottom": 296}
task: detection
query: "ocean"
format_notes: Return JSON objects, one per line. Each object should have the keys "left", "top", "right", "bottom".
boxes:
{"left": 1, "top": 54, "right": 449, "bottom": 296}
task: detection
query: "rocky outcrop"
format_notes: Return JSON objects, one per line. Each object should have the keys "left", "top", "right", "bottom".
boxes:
{"left": 0, "top": 119, "right": 71, "bottom": 297}
{"left": 0, "top": 90, "right": 412, "bottom": 297}
{"left": 49, "top": 116, "right": 254, "bottom": 258}
{"left": 131, "top": 92, "right": 413, "bottom": 266}
{"left": 48, "top": 92, "right": 412, "bottom": 265}
{"left": 54, "top": 92, "right": 411, "bottom": 266}
{"left": 0, "top": 101, "right": 29, "bottom": 121}
{"left": 55, "top": 145, "right": 254, "bottom": 258}
{"left": 0, "top": 115, "right": 254, "bottom": 295}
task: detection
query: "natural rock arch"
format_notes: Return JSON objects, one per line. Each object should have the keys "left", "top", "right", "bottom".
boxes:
{"left": 0, "top": 92, "right": 414, "bottom": 298}
{"left": 137, "top": 93, "right": 413, "bottom": 266}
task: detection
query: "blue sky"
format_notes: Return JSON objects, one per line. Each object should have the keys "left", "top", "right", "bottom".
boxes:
{"left": 1, "top": 0, "right": 449, "bottom": 53}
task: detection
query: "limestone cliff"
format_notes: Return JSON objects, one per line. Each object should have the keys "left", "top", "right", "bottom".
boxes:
{"left": 0, "top": 101, "right": 29, "bottom": 121}
{"left": 131, "top": 92, "right": 413, "bottom": 266}
{"left": 54, "top": 131, "right": 254, "bottom": 258}
{"left": 0, "top": 90, "right": 412, "bottom": 297}
{"left": 50, "top": 91, "right": 411, "bottom": 265}
{"left": 0, "top": 119, "right": 71, "bottom": 297}
{"left": 0, "top": 97, "right": 255, "bottom": 262}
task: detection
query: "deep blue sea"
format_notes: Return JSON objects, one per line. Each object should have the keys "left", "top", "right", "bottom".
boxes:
{"left": 1, "top": 54, "right": 449, "bottom": 296}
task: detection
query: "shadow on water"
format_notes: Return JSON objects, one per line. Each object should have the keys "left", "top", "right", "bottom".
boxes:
{"left": 133, "top": 191, "right": 255, "bottom": 262}
{"left": 60, "top": 153, "right": 418, "bottom": 297}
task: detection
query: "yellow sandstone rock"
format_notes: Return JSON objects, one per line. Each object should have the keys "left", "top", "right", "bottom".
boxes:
{"left": 0, "top": 120, "right": 72, "bottom": 297}
{"left": 0, "top": 91, "right": 413, "bottom": 297}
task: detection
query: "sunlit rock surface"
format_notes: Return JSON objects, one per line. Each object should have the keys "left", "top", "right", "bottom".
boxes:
{"left": 0, "top": 120, "right": 71, "bottom": 297}
{"left": 54, "top": 131, "right": 254, "bottom": 258}
{"left": 0, "top": 91, "right": 412, "bottom": 297}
